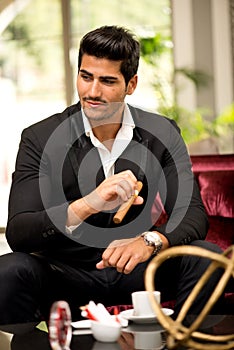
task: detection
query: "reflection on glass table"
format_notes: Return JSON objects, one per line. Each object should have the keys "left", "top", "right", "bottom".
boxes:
{"left": 2, "top": 314, "right": 233, "bottom": 350}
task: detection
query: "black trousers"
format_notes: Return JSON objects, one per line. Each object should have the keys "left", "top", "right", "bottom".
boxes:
{"left": 0, "top": 240, "right": 226, "bottom": 328}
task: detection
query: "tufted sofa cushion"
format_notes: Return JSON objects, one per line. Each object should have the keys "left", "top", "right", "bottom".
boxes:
{"left": 190, "top": 154, "right": 234, "bottom": 252}
{"left": 198, "top": 171, "right": 234, "bottom": 218}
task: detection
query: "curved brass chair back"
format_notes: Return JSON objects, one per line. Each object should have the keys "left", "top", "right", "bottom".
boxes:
{"left": 145, "top": 245, "right": 234, "bottom": 349}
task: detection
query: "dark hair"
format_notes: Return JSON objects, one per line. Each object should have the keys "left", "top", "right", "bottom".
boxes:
{"left": 78, "top": 25, "right": 140, "bottom": 85}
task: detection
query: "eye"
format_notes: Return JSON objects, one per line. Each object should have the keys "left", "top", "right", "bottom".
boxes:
{"left": 80, "top": 73, "right": 92, "bottom": 81}
{"left": 101, "top": 78, "right": 116, "bottom": 85}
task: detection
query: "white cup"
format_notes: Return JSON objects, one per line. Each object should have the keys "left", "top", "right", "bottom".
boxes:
{"left": 134, "top": 331, "right": 163, "bottom": 349}
{"left": 132, "top": 291, "right": 161, "bottom": 317}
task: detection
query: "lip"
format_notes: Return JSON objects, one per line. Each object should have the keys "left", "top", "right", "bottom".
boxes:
{"left": 85, "top": 100, "right": 106, "bottom": 108}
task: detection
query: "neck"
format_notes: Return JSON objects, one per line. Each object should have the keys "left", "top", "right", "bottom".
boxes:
{"left": 90, "top": 106, "right": 124, "bottom": 147}
{"left": 92, "top": 121, "right": 121, "bottom": 151}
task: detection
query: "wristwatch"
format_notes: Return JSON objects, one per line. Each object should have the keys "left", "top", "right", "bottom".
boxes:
{"left": 141, "top": 231, "right": 163, "bottom": 255}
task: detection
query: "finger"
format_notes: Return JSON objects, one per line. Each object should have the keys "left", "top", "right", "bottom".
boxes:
{"left": 111, "top": 248, "right": 137, "bottom": 273}
{"left": 120, "top": 249, "right": 141, "bottom": 274}
{"left": 118, "top": 170, "right": 138, "bottom": 193}
{"left": 133, "top": 195, "right": 144, "bottom": 205}
{"left": 121, "top": 169, "right": 137, "bottom": 182}
{"left": 116, "top": 260, "right": 128, "bottom": 273}
{"left": 96, "top": 256, "right": 112, "bottom": 268}
{"left": 100, "top": 243, "right": 128, "bottom": 270}
{"left": 115, "top": 183, "right": 130, "bottom": 202}
{"left": 99, "top": 247, "right": 117, "bottom": 267}
{"left": 122, "top": 258, "right": 138, "bottom": 274}
{"left": 96, "top": 260, "right": 105, "bottom": 269}
{"left": 105, "top": 251, "right": 123, "bottom": 269}
{"left": 116, "top": 179, "right": 135, "bottom": 201}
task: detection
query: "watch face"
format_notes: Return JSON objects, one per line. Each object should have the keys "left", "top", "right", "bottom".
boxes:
{"left": 141, "top": 231, "right": 162, "bottom": 255}
{"left": 147, "top": 232, "right": 156, "bottom": 242}
{"left": 146, "top": 232, "right": 161, "bottom": 244}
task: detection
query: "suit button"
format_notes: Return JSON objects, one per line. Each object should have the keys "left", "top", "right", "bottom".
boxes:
{"left": 42, "top": 232, "right": 47, "bottom": 238}
{"left": 47, "top": 229, "right": 55, "bottom": 235}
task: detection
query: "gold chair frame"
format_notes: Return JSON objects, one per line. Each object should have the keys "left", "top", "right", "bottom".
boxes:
{"left": 145, "top": 245, "right": 234, "bottom": 349}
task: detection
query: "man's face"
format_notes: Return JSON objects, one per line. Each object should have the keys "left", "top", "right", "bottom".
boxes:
{"left": 77, "top": 54, "right": 137, "bottom": 122}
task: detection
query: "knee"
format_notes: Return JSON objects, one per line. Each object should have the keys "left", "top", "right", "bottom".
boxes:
{"left": 0, "top": 252, "right": 40, "bottom": 283}
{"left": 190, "top": 240, "right": 222, "bottom": 254}
{"left": 181, "top": 240, "right": 224, "bottom": 276}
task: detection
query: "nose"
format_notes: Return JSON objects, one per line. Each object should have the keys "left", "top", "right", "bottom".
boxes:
{"left": 89, "top": 79, "right": 101, "bottom": 98}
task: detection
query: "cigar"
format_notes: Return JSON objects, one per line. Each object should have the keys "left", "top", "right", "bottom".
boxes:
{"left": 113, "top": 181, "right": 143, "bottom": 224}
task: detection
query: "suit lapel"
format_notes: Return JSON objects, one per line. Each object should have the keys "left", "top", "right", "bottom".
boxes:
{"left": 115, "top": 128, "right": 148, "bottom": 182}
{"left": 67, "top": 111, "right": 105, "bottom": 194}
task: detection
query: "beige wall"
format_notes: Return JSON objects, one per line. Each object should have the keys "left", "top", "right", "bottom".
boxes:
{"left": 171, "top": 0, "right": 233, "bottom": 117}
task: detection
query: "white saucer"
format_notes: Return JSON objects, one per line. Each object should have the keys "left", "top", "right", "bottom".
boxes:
{"left": 71, "top": 319, "right": 91, "bottom": 329}
{"left": 71, "top": 315, "right": 128, "bottom": 329}
{"left": 120, "top": 308, "right": 174, "bottom": 324}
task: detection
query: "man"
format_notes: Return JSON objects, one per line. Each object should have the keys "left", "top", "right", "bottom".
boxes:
{"left": 0, "top": 25, "right": 222, "bottom": 327}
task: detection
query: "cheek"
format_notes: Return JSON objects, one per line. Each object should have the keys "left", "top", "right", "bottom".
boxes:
{"left": 77, "top": 81, "right": 88, "bottom": 98}
{"left": 109, "top": 87, "right": 126, "bottom": 101}
{"left": 76, "top": 79, "right": 83, "bottom": 91}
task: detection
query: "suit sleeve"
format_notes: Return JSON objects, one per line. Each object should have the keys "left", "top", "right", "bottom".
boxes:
{"left": 6, "top": 127, "right": 69, "bottom": 253}
{"left": 152, "top": 120, "right": 209, "bottom": 246}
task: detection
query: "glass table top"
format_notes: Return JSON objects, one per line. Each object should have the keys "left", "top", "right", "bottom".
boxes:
{"left": 1, "top": 314, "right": 233, "bottom": 350}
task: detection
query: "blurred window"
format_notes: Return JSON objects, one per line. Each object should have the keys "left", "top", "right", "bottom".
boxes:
{"left": 0, "top": 0, "right": 171, "bottom": 227}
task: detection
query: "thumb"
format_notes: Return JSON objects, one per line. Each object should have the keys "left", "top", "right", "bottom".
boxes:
{"left": 96, "top": 260, "right": 105, "bottom": 270}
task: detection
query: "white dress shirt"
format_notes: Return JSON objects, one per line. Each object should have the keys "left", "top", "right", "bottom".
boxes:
{"left": 66, "top": 104, "right": 135, "bottom": 233}
{"left": 82, "top": 104, "right": 135, "bottom": 178}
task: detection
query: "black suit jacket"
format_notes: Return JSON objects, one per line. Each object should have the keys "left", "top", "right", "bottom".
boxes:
{"left": 6, "top": 103, "right": 208, "bottom": 267}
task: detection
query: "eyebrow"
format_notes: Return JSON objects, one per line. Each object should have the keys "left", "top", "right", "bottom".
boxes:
{"left": 79, "top": 69, "right": 92, "bottom": 76}
{"left": 79, "top": 69, "right": 118, "bottom": 81}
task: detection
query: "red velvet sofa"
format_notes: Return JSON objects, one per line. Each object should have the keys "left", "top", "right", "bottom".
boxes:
{"left": 190, "top": 154, "right": 234, "bottom": 252}
{"left": 152, "top": 154, "right": 234, "bottom": 253}
{"left": 108, "top": 154, "right": 234, "bottom": 314}
{"left": 190, "top": 154, "right": 234, "bottom": 312}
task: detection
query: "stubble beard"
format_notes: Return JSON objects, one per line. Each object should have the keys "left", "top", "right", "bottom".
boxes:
{"left": 83, "top": 101, "right": 125, "bottom": 124}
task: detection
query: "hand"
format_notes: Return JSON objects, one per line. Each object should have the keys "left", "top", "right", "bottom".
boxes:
{"left": 96, "top": 236, "right": 154, "bottom": 274}
{"left": 85, "top": 170, "right": 143, "bottom": 213}
{"left": 66, "top": 170, "right": 143, "bottom": 227}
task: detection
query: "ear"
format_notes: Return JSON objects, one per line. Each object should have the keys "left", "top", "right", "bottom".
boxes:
{"left": 126, "top": 75, "right": 138, "bottom": 95}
